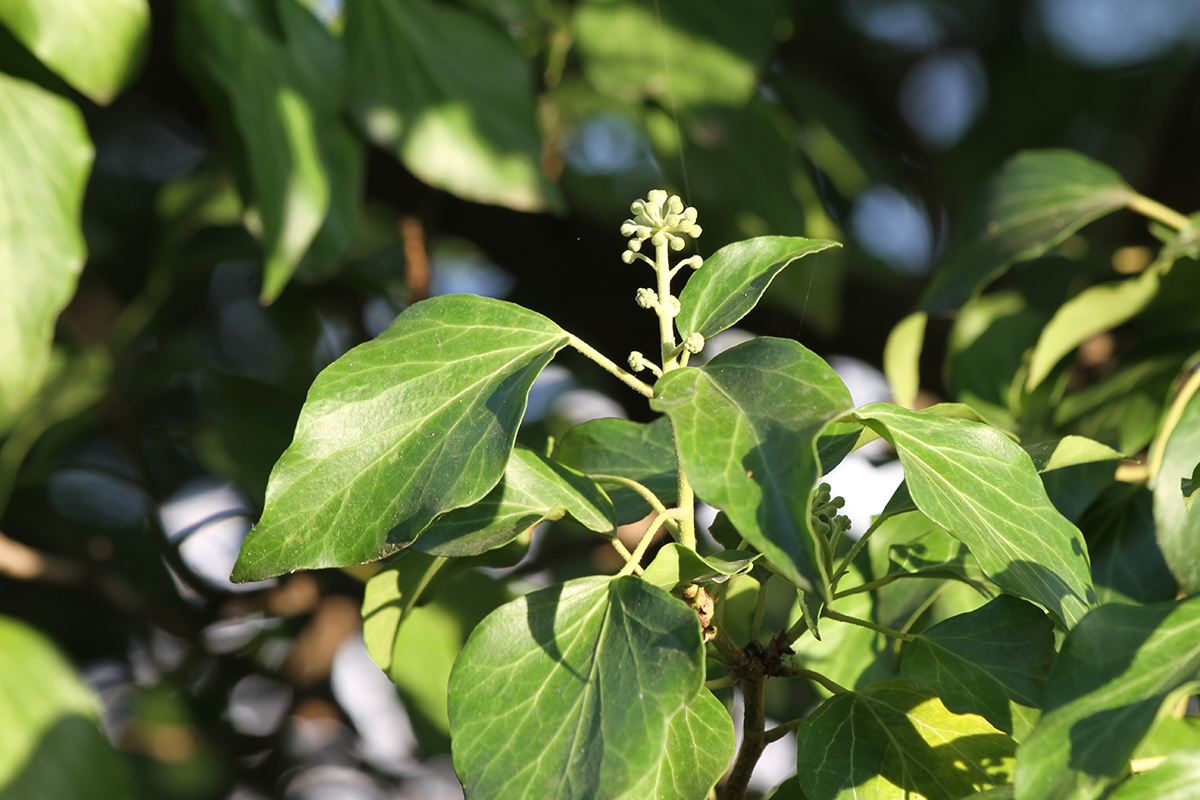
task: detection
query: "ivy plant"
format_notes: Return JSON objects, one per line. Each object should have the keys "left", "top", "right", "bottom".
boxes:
{"left": 234, "top": 173, "right": 1200, "bottom": 799}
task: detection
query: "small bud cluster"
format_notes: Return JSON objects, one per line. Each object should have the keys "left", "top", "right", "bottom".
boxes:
{"left": 620, "top": 189, "right": 702, "bottom": 264}
{"left": 811, "top": 483, "right": 850, "bottom": 540}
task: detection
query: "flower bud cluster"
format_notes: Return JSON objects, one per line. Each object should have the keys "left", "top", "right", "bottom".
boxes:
{"left": 810, "top": 483, "right": 850, "bottom": 539}
{"left": 620, "top": 189, "right": 702, "bottom": 261}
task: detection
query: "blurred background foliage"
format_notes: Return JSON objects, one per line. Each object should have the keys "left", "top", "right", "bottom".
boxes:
{"left": 1, "top": 0, "right": 1199, "bottom": 797}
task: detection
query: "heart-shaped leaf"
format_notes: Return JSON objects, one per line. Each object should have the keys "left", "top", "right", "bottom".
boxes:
{"left": 676, "top": 236, "right": 840, "bottom": 341}
{"left": 853, "top": 403, "right": 1096, "bottom": 627}
{"left": 553, "top": 416, "right": 678, "bottom": 524}
{"left": 796, "top": 680, "right": 1016, "bottom": 800}
{"left": 921, "top": 149, "right": 1133, "bottom": 313}
{"left": 652, "top": 337, "right": 853, "bottom": 598}
{"left": 403, "top": 446, "right": 616, "bottom": 557}
{"left": 903, "top": 595, "right": 1056, "bottom": 741}
{"left": 448, "top": 576, "right": 705, "bottom": 799}
{"left": 1015, "top": 595, "right": 1200, "bottom": 800}
{"left": 233, "top": 294, "right": 567, "bottom": 581}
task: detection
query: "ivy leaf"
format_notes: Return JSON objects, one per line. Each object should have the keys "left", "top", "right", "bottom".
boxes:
{"left": 884, "top": 311, "right": 927, "bottom": 410}
{"left": 0, "top": 0, "right": 148, "bottom": 104}
{"left": 852, "top": 404, "right": 1096, "bottom": 628}
{"left": 629, "top": 688, "right": 736, "bottom": 799}
{"left": 401, "top": 446, "right": 616, "bottom": 557}
{"left": 553, "top": 416, "right": 677, "bottom": 524}
{"left": 641, "top": 543, "right": 759, "bottom": 591}
{"left": 921, "top": 149, "right": 1133, "bottom": 313}
{"left": 0, "top": 75, "right": 92, "bottom": 431}
{"left": 1154, "top": 390, "right": 1200, "bottom": 593}
{"left": 1082, "top": 485, "right": 1178, "bottom": 606}
{"left": 676, "top": 236, "right": 840, "bottom": 342}
{"left": 448, "top": 576, "right": 705, "bottom": 799}
{"left": 0, "top": 616, "right": 136, "bottom": 799}
{"left": 232, "top": 295, "right": 567, "bottom": 581}
{"left": 344, "top": 0, "right": 557, "bottom": 212}
{"left": 903, "top": 595, "right": 1056, "bottom": 741}
{"left": 178, "top": 0, "right": 359, "bottom": 302}
{"left": 1015, "top": 596, "right": 1200, "bottom": 800}
{"left": 1021, "top": 435, "right": 1125, "bottom": 472}
{"left": 885, "top": 519, "right": 992, "bottom": 593}
{"left": 1105, "top": 746, "right": 1200, "bottom": 800}
{"left": 652, "top": 337, "right": 854, "bottom": 599}
{"left": 796, "top": 680, "right": 1016, "bottom": 800}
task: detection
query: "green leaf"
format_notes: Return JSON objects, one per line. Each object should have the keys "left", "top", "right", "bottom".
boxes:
{"left": 233, "top": 295, "right": 568, "bottom": 581}
{"left": 365, "top": 569, "right": 509, "bottom": 753}
{"left": 641, "top": 543, "right": 759, "bottom": 591}
{"left": 795, "top": 680, "right": 1016, "bottom": 800}
{"left": 0, "top": 616, "right": 136, "bottom": 799}
{"left": 0, "top": 75, "right": 92, "bottom": 431}
{"left": 553, "top": 416, "right": 677, "bottom": 524}
{"left": 362, "top": 551, "right": 453, "bottom": 657}
{"left": 675, "top": 236, "right": 840, "bottom": 342}
{"left": 628, "top": 688, "right": 736, "bottom": 799}
{"left": 403, "top": 446, "right": 616, "bottom": 557}
{"left": 1154, "top": 389, "right": 1200, "bottom": 593}
{"left": 852, "top": 403, "right": 1096, "bottom": 628}
{"left": 884, "top": 519, "right": 992, "bottom": 593}
{"left": 921, "top": 150, "right": 1133, "bottom": 313}
{"left": 1025, "top": 264, "right": 1165, "bottom": 390}
{"left": 903, "top": 595, "right": 1056, "bottom": 741}
{"left": 1082, "top": 485, "right": 1178, "bottom": 605}
{"left": 1015, "top": 596, "right": 1200, "bottom": 800}
{"left": 0, "top": 0, "right": 148, "bottom": 104}
{"left": 448, "top": 576, "right": 705, "bottom": 799}
{"left": 573, "top": 0, "right": 779, "bottom": 108}
{"left": 652, "top": 337, "right": 854, "bottom": 598}
{"left": 1106, "top": 747, "right": 1200, "bottom": 800}
{"left": 344, "top": 0, "right": 557, "bottom": 212}
{"left": 178, "top": 0, "right": 357, "bottom": 302}
{"left": 1184, "top": 461, "right": 1199, "bottom": 511}
{"left": 1021, "top": 436, "right": 1125, "bottom": 473}
{"left": 884, "top": 311, "right": 927, "bottom": 410}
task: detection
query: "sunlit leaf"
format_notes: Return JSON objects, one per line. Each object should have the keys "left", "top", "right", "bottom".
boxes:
{"left": 852, "top": 404, "right": 1096, "bottom": 627}
{"left": 0, "top": 75, "right": 92, "bottom": 431}
{"left": 233, "top": 295, "right": 567, "bottom": 581}
{"left": 0, "top": 616, "right": 136, "bottom": 799}
{"left": 1154, "top": 389, "right": 1200, "bottom": 593}
{"left": 652, "top": 337, "right": 854, "bottom": 598}
{"left": 641, "top": 543, "right": 759, "bottom": 591}
{"left": 796, "top": 680, "right": 1016, "bottom": 800}
{"left": 344, "top": 0, "right": 556, "bottom": 212}
{"left": 676, "top": 236, "right": 840, "bottom": 341}
{"left": 449, "top": 576, "right": 704, "bottom": 798}
{"left": 629, "top": 688, "right": 736, "bottom": 799}
{"left": 0, "top": 0, "right": 148, "bottom": 104}
{"left": 921, "top": 150, "right": 1133, "bottom": 313}
{"left": 553, "top": 416, "right": 677, "bottom": 524}
{"left": 403, "top": 446, "right": 616, "bottom": 557}
{"left": 1015, "top": 596, "right": 1200, "bottom": 800}
{"left": 884, "top": 311, "right": 927, "bottom": 410}
{"left": 1105, "top": 747, "right": 1200, "bottom": 800}
{"left": 903, "top": 596, "right": 1055, "bottom": 741}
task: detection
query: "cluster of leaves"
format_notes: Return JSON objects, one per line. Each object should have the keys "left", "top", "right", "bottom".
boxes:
{"left": 237, "top": 164, "right": 1198, "bottom": 799}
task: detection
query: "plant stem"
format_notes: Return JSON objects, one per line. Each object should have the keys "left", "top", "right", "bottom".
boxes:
{"left": 722, "top": 651, "right": 766, "bottom": 800}
{"left": 1145, "top": 364, "right": 1200, "bottom": 490}
{"left": 1128, "top": 193, "right": 1195, "bottom": 233}
{"left": 655, "top": 240, "right": 679, "bottom": 369}
{"left": 822, "top": 607, "right": 916, "bottom": 642}
{"left": 778, "top": 666, "right": 850, "bottom": 695}
{"left": 764, "top": 719, "right": 803, "bottom": 743}
{"left": 748, "top": 577, "right": 770, "bottom": 642}
{"left": 829, "top": 514, "right": 884, "bottom": 592}
{"left": 565, "top": 333, "right": 655, "bottom": 398}
{"left": 833, "top": 574, "right": 899, "bottom": 600}
{"left": 675, "top": 462, "right": 696, "bottom": 549}
{"left": 591, "top": 474, "right": 681, "bottom": 538}
{"left": 616, "top": 510, "right": 675, "bottom": 576}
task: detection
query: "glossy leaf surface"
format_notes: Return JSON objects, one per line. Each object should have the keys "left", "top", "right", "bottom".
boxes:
{"left": 641, "top": 543, "right": 759, "bottom": 591}
{"left": 796, "top": 680, "right": 1016, "bottom": 800}
{"left": 0, "top": 75, "right": 92, "bottom": 431}
{"left": 653, "top": 337, "right": 853, "bottom": 597}
{"left": 1105, "top": 747, "right": 1200, "bottom": 800}
{"left": 676, "top": 236, "right": 839, "bottom": 341}
{"left": 404, "top": 446, "right": 615, "bottom": 557}
{"left": 233, "top": 295, "right": 567, "bottom": 581}
{"left": 1016, "top": 596, "right": 1200, "bottom": 800}
{"left": 629, "top": 688, "right": 736, "bottom": 799}
{"left": 921, "top": 150, "right": 1132, "bottom": 313}
{"left": 449, "top": 576, "right": 704, "bottom": 799}
{"left": 0, "top": 616, "right": 135, "bottom": 799}
{"left": 1154, "top": 390, "right": 1200, "bottom": 593}
{"left": 853, "top": 403, "right": 1096, "bottom": 627}
{"left": 903, "top": 595, "right": 1055, "bottom": 741}
{"left": 344, "top": 0, "right": 555, "bottom": 211}
{"left": 0, "top": 0, "right": 148, "bottom": 104}
{"left": 553, "top": 416, "right": 677, "bottom": 524}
